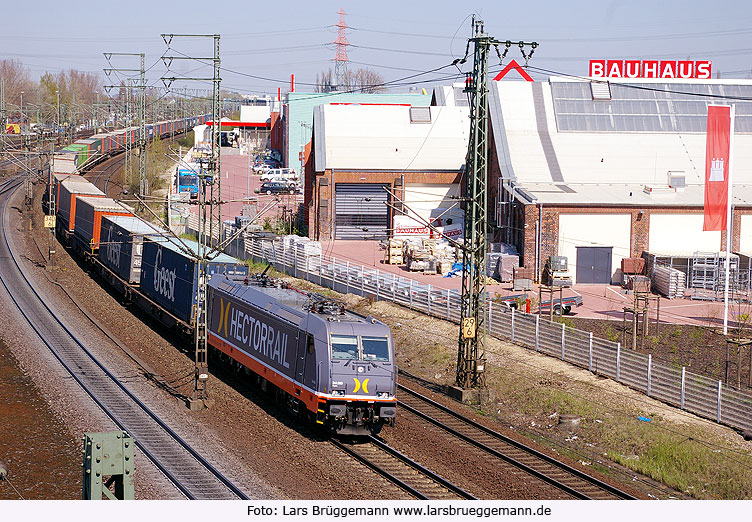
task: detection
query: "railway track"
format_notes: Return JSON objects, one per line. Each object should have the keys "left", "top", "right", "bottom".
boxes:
{"left": 0, "top": 179, "right": 248, "bottom": 500}
{"left": 397, "top": 381, "right": 638, "bottom": 500}
{"left": 332, "top": 436, "right": 475, "bottom": 500}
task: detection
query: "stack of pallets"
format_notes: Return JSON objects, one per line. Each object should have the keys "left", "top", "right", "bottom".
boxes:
{"left": 385, "top": 238, "right": 404, "bottom": 265}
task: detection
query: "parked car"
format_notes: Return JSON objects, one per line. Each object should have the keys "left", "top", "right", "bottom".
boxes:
{"left": 253, "top": 161, "right": 279, "bottom": 175}
{"left": 255, "top": 181, "right": 298, "bottom": 195}
{"left": 260, "top": 168, "right": 297, "bottom": 182}
{"left": 268, "top": 176, "right": 298, "bottom": 187}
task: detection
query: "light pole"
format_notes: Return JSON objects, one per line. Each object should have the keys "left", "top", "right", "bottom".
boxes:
{"left": 19, "top": 91, "right": 23, "bottom": 132}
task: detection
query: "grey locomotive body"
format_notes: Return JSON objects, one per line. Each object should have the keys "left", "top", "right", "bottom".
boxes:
{"left": 208, "top": 275, "right": 397, "bottom": 435}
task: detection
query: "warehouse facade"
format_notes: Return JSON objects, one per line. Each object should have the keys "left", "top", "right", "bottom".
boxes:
{"left": 489, "top": 76, "right": 752, "bottom": 283}
{"left": 308, "top": 104, "right": 469, "bottom": 240}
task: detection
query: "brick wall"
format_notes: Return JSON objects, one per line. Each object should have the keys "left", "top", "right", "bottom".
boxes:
{"left": 515, "top": 204, "right": 752, "bottom": 280}
{"left": 309, "top": 170, "right": 462, "bottom": 240}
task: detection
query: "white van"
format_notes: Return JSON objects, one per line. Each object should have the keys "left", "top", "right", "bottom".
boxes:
{"left": 260, "top": 168, "right": 298, "bottom": 182}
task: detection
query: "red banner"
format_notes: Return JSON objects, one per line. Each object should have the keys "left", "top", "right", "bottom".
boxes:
{"left": 703, "top": 105, "right": 732, "bottom": 231}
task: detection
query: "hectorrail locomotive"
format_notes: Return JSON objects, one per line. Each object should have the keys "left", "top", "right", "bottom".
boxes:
{"left": 44, "top": 117, "right": 398, "bottom": 435}
{"left": 208, "top": 275, "right": 397, "bottom": 435}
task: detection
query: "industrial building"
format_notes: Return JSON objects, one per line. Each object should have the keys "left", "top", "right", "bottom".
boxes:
{"left": 284, "top": 91, "right": 431, "bottom": 178}
{"left": 488, "top": 76, "right": 752, "bottom": 284}
{"left": 308, "top": 104, "right": 469, "bottom": 240}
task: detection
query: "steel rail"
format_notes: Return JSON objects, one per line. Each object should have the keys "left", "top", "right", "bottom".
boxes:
{"left": 331, "top": 437, "right": 476, "bottom": 500}
{"left": 0, "top": 178, "right": 248, "bottom": 500}
{"left": 398, "top": 382, "right": 638, "bottom": 500}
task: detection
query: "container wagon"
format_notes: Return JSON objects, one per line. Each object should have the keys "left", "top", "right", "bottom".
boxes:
{"left": 73, "top": 196, "right": 133, "bottom": 253}
{"left": 139, "top": 237, "right": 249, "bottom": 329}
{"left": 57, "top": 179, "right": 105, "bottom": 235}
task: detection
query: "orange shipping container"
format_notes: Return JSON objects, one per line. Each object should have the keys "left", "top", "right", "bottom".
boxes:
{"left": 73, "top": 196, "right": 133, "bottom": 249}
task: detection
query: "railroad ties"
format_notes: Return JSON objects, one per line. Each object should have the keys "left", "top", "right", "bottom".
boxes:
{"left": 0, "top": 182, "right": 247, "bottom": 500}
{"left": 331, "top": 437, "right": 475, "bottom": 500}
{"left": 396, "top": 382, "right": 637, "bottom": 500}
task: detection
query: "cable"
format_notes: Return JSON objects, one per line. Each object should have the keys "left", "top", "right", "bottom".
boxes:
{"left": 525, "top": 65, "right": 752, "bottom": 102}
{"left": 163, "top": 45, "right": 464, "bottom": 94}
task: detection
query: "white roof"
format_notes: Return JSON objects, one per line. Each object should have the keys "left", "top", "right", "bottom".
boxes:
{"left": 432, "top": 83, "right": 469, "bottom": 107}
{"left": 314, "top": 104, "right": 469, "bottom": 171}
{"left": 490, "top": 78, "right": 752, "bottom": 205}
{"left": 511, "top": 182, "right": 752, "bottom": 207}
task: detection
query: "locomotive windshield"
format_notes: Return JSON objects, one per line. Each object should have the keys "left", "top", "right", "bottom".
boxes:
{"left": 331, "top": 334, "right": 391, "bottom": 362}
{"left": 331, "top": 335, "right": 358, "bottom": 360}
{"left": 362, "top": 337, "right": 389, "bottom": 361}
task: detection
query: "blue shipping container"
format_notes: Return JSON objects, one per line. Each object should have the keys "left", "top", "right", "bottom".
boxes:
{"left": 99, "top": 215, "right": 168, "bottom": 284}
{"left": 140, "top": 237, "right": 249, "bottom": 324}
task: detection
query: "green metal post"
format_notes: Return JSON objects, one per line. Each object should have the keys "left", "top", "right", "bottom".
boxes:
{"left": 82, "top": 431, "right": 135, "bottom": 500}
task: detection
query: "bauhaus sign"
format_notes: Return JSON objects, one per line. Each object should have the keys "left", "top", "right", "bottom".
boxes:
{"left": 589, "top": 60, "right": 712, "bottom": 79}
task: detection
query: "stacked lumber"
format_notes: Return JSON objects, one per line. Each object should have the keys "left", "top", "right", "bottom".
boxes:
{"left": 385, "top": 238, "right": 404, "bottom": 264}
{"left": 652, "top": 266, "right": 686, "bottom": 299}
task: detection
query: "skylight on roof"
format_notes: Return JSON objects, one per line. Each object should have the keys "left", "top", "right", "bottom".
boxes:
{"left": 590, "top": 81, "right": 612, "bottom": 100}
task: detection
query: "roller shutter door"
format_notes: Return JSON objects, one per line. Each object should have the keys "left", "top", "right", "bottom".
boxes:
{"left": 649, "top": 214, "right": 721, "bottom": 254}
{"left": 334, "top": 184, "right": 389, "bottom": 240}
{"left": 739, "top": 215, "right": 752, "bottom": 253}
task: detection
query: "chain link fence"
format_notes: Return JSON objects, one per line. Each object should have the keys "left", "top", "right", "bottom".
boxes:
{"left": 218, "top": 231, "right": 752, "bottom": 434}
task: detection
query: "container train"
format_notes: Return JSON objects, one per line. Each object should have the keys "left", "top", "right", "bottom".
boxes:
{"left": 54, "top": 116, "right": 207, "bottom": 172}
{"left": 45, "top": 117, "right": 398, "bottom": 435}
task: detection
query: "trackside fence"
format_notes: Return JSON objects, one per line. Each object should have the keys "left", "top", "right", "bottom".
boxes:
{"left": 225, "top": 233, "right": 752, "bottom": 433}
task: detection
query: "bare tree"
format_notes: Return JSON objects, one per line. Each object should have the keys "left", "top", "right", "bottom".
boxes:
{"left": 348, "top": 68, "right": 386, "bottom": 93}
{"left": 0, "top": 59, "right": 34, "bottom": 120}
{"left": 315, "top": 68, "right": 335, "bottom": 93}
{"left": 315, "top": 67, "right": 386, "bottom": 93}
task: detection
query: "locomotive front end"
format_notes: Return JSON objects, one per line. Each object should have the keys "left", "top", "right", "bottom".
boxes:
{"left": 322, "top": 320, "right": 397, "bottom": 436}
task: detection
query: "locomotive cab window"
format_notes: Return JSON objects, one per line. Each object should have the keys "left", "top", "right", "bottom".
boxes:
{"left": 307, "top": 334, "right": 315, "bottom": 354}
{"left": 331, "top": 335, "right": 358, "bottom": 360}
{"left": 361, "top": 337, "right": 390, "bottom": 362}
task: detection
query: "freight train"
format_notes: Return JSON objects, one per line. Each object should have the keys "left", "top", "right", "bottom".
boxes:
{"left": 54, "top": 117, "right": 207, "bottom": 172}
{"left": 45, "top": 118, "right": 398, "bottom": 435}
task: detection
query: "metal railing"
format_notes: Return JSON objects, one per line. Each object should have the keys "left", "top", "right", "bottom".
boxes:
{"left": 220, "top": 232, "right": 752, "bottom": 434}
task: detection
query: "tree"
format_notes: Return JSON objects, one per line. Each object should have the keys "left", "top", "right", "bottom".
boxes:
{"left": 314, "top": 67, "right": 386, "bottom": 93}
{"left": 0, "top": 59, "right": 33, "bottom": 121}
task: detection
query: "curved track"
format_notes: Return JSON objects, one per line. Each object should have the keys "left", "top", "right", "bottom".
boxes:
{"left": 332, "top": 436, "right": 475, "bottom": 500}
{"left": 397, "top": 381, "right": 638, "bottom": 500}
{"left": 0, "top": 177, "right": 248, "bottom": 500}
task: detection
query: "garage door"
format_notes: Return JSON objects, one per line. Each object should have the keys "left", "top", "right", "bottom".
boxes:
{"left": 558, "top": 213, "right": 630, "bottom": 284}
{"left": 334, "top": 184, "right": 389, "bottom": 240}
{"left": 576, "top": 246, "right": 613, "bottom": 284}
{"left": 740, "top": 215, "right": 752, "bottom": 253}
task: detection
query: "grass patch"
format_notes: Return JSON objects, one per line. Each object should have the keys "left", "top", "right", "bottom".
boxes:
{"left": 176, "top": 130, "right": 194, "bottom": 150}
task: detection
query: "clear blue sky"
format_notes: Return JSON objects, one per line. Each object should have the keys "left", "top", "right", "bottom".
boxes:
{"left": 3, "top": 0, "right": 751, "bottom": 97}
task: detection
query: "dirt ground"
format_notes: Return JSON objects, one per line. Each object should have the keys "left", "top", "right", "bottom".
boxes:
{"left": 287, "top": 278, "right": 752, "bottom": 499}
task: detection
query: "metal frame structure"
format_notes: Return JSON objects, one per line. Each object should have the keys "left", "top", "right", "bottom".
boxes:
{"left": 104, "top": 52, "right": 146, "bottom": 198}
{"left": 457, "top": 19, "right": 537, "bottom": 389}
{"left": 161, "top": 34, "right": 221, "bottom": 406}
